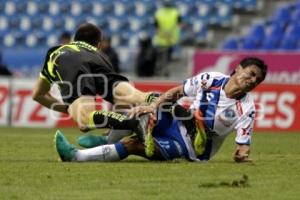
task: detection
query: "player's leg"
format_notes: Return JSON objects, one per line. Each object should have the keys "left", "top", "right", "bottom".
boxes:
{"left": 55, "top": 130, "right": 129, "bottom": 162}
{"left": 113, "top": 82, "right": 159, "bottom": 105}
{"left": 68, "top": 96, "right": 146, "bottom": 136}
{"left": 173, "top": 104, "right": 207, "bottom": 156}
{"left": 77, "top": 133, "right": 108, "bottom": 148}
{"left": 77, "top": 129, "right": 132, "bottom": 148}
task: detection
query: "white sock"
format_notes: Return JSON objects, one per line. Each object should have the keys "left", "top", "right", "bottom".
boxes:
{"left": 75, "top": 144, "right": 121, "bottom": 162}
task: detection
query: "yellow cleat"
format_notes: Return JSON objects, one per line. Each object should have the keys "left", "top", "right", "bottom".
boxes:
{"left": 193, "top": 110, "right": 207, "bottom": 156}
{"left": 193, "top": 126, "right": 207, "bottom": 156}
{"left": 144, "top": 115, "right": 156, "bottom": 157}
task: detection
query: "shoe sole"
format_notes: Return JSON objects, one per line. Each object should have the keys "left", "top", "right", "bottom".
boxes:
{"left": 54, "top": 131, "right": 63, "bottom": 162}
{"left": 145, "top": 116, "right": 155, "bottom": 157}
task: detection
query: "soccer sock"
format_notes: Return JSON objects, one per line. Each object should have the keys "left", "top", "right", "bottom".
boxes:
{"left": 145, "top": 92, "right": 160, "bottom": 104}
{"left": 75, "top": 142, "right": 128, "bottom": 162}
{"left": 88, "top": 110, "right": 139, "bottom": 130}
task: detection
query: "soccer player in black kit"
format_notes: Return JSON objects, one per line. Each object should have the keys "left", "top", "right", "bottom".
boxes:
{"left": 32, "top": 23, "right": 156, "bottom": 136}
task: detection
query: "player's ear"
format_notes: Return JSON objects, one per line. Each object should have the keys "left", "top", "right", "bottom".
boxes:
{"left": 235, "top": 65, "right": 243, "bottom": 73}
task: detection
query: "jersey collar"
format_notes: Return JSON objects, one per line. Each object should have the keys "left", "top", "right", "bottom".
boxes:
{"left": 71, "top": 41, "right": 97, "bottom": 52}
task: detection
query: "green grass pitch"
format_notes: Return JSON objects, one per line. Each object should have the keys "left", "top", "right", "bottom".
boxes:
{"left": 0, "top": 127, "right": 300, "bottom": 200}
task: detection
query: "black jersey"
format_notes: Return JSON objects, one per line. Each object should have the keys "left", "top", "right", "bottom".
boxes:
{"left": 40, "top": 41, "right": 128, "bottom": 104}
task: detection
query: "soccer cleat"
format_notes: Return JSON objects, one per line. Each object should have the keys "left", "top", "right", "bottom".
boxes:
{"left": 77, "top": 134, "right": 108, "bottom": 148}
{"left": 134, "top": 113, "right": 151, "bottom": 142}
{"left": 145, "top": 115, "right": 156, "bottom": 157}
{"left": 134, "top": 113, "right": 156, "bottom": 157}
{"left": 54, "top": 130, "right": 77, "bottom": 162}
{"left": 193, "top": 126, "right": 207, "bottom": 156}
{"left": 191, "top": 109, "right": 207, "bottom": 156}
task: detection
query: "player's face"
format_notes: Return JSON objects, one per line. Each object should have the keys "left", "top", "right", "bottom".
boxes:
{"left": 234, "top": 65, "right": 264, "bottom": 92}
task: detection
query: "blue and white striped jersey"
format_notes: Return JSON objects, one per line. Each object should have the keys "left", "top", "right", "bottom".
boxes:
{"left": 182, "top": 72, "right": 256, "bottom": 160}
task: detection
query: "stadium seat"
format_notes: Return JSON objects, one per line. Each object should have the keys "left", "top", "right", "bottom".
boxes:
{"left": 222, "top": 37, "right": 239, "bottom": 50}
{"left": 261, "top": 35, "right": 281, "bottom": 50}
{"left": 270, "top": 6, "right": 292, "bottom": 26}
{"left": 42, "top": 16, "right": 54, "bottom": 32}
{"left": 48, "top": 1, "right": 60, "bottom": 16}
{"left": 4, "top": 1, "right": 16, "bottom": 16}
{"left": 246, "top": 23, "right": 265, "bottom": 47}
{"left": 0, "top": 16, "right": 8, "bottom": 32}
{"left": 25, "top": 33, "right": 38, "bottom": 47}
{"left": 280, "top": 35, "right": 298, "bottom": 50}
{"left": 64, "top": 16, "right": 76, "bottom": 31}
{"left": 195, "top": 1, "right": 213, "bottom": 23}
{"left": 291, "top": 9, "right": 300, "bottom": 24}
{"left": 133, "top": 0, "right": 156, "bottom": 17}
{"left": 268, "top": 22, "right": 285, "bottom": 38}
{"left": 192, "top": 20, "right": 207, "bottom": 39}
{"left": 176, "top": 0, "right": 196, "bottom": 19}
{"left": 241, "top": 36, "right": 258, "bottom": 50}
{"left": 26, "top": 1, "right": 38, "bottom": 15}
{"left": 46, "top": 33, "right": 58, "bottom": 47}
{"left": 107, "top": 16, "right": 128, "bottom": 35}
{"left": 3, "top": 32, "right": 16, "bottom": 48}
{"left": 113, "top": 1, "right": 133, "bottom": 17}
{"left": 70, "top": 1, "right": 82, "bottom": 17}
{"left": 234, "top": 0, "right": 257, "bottom": 11}
{"left": 285, "top": 23, "right": 300, "bottom": 39}
{"left": 214, "top": 3, "right": 233, "bottom": 27}
{"left": 19, "top": 16, "right": 31, "bottom": 31}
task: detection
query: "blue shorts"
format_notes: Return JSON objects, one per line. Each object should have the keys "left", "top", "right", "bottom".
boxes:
{"left": 152, "top": 112, "right": 190, "bottom": 160}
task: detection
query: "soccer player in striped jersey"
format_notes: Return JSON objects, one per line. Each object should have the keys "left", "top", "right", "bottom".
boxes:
{"left": 55, "top": 57, "right": 267, "bottom": 163}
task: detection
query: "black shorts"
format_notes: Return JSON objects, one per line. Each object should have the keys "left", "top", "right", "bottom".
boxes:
{"left": 59, "top": 72, "right": 128, "bottom": 105}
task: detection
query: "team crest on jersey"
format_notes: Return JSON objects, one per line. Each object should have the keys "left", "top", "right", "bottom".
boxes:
{"left": 224, "top": 109, "right": 236, "bottom": 118}
{"left": 218, "top": 108, "right": 237, "bottom": 127}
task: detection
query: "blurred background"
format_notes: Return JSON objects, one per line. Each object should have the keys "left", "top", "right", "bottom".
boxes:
{"left": 1, "top": 0, "right": 298, "bottom": 79}
{"left": 0, "top": 0, "right": 299, "bottom": 132}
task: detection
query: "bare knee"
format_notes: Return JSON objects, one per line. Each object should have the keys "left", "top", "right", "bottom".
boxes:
{"left": 113, "top": 82, "right": 146, "bottom": 105}
{"left": 68, "top": 96, "right": 96, "bottom": 129}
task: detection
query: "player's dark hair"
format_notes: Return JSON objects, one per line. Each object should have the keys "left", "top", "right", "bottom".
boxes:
{"left": 231, "top": 57, "right": 268, "bottom": 82}
{"left": 74, "top": 23, "right": 102, "bottom": 47}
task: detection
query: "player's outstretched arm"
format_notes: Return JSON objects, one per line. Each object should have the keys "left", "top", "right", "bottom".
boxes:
{"left": 233, "top": 144, "right": 253, "bottom": 163}
{"left": 32, "top": 78, "right": 68, "bottom": 114}
{"left": 129, "top": 85, "right": 184, "bottom": 118}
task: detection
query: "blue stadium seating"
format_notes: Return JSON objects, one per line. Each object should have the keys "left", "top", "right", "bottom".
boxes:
{"left": 234, "top": 0, "right": 257, "bottom": 11}
{"left": 215, "top": 3, "right": 233, "bottom": 27}
{"left": 222, "top": 37, "right": 239, "bottom": 50}
{"left": 223, "top": 1, "right": 300, "bottom": 51}
{"left": 280, "top": 34, "right": 298, "bottom": 50}
{"left": 0, "top": 0, "right": 257, "bottom": 50}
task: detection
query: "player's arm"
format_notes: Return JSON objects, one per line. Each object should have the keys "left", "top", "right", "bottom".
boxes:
{"left": 234, "top": 110, "right": 255, "bottom": 163}
{"left": 129, "top": 85, "right": 184, "bottom": 118}
{"left": 32, "top": 78, "right": 68, "bottom": 114}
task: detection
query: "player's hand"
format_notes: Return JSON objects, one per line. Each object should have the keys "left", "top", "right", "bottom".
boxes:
{"left": 128, "top": 105, "right": 156, "bottom": 119}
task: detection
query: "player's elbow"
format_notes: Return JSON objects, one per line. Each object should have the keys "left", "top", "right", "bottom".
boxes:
{"left": 32, "top": 92, "right": 43, "bottom": 103}
{"left": 32, "top": 93, "right": 39, "bottom": 102}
